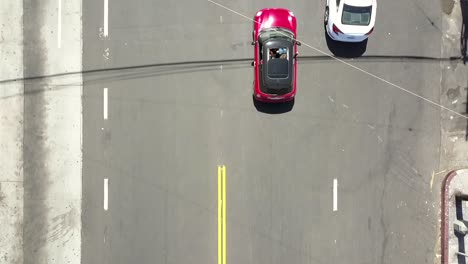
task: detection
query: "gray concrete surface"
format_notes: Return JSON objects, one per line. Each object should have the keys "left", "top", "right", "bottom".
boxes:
{"left": 22, "top": 0, "right": 82, "bottom": 263}
{"left": 440, "top": 0, "right": 468, "bottom": 171}
{"left": 81, "top": 1, "right": 447, "bottom": 264}
{"left": 0, "top": 2, "right": 24, "bottom": 263}
{"left": 439, "top": 0, "right": 468, "bottom": 261}
{"left": 0, "top": 0, "right": 463, "bottom": 263}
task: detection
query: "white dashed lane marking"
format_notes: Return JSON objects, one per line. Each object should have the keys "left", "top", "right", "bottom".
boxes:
{"left": 58, "top": 0, "right": 62, "bottom": 48}
{"left": 333, "top": 178, "right": 338, "bottom": 212}
{"left": 104, "top": 0, "right": 109, "bottom": 37}
{"left": 104, "top": 178, "right": 109, "bottom": 211}
{"left": 103, "top": 88, "right": 108, "bottom": 120}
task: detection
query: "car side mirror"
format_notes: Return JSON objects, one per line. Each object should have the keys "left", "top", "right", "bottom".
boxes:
{"left": 294, "top": 53, "right": 298, "bottom": 59}
{"left": 251, "top": 41, "right": 257, "bottom": 45}
{"left": 251, "top": 61, "right": 255, "bottom": 66}
{"left": 296, "top": 41, "right": 301, "bottom": 46}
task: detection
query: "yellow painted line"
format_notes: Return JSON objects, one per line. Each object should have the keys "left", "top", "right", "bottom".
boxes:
{"left": 222, "top": 165, "right": 226, "bottom": 264}
{"left": 218, "top": 165, "right": 227, "bottom": 264}
{"left": 218, "top": 166, "right": 222, "bottom": 264}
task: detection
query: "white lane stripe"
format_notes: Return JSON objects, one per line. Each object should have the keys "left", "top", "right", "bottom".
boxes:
{"left": 104, "top": 0, "right": 109, "bottom": 37}
{"left": 104, "top": 178, "right": 109, "bottom": 211}
{"left": 103, "top": 88, "right": 108, "bottom": 120}
{"left": 333, "top": 179, "right": 338, "bottom": 212}
{"left": 58, "top": 0, "right": 61, "bottom": 48}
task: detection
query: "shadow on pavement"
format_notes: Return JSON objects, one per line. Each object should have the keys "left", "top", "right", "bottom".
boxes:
{"left": 462, "top": 0, "right": 468, "bottom": 141}
{"left": 461, "top": 0, "right": 468, "bottom": 64}
{"left": 325, "top": 31, "right": 368, "bottom": 58}
{"left": 253, "top": 97, "right": 294, "bottom": 114}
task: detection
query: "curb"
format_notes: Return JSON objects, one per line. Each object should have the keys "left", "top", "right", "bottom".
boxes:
{"left": 441, "top": 170, "right": 462, "bottom": 264}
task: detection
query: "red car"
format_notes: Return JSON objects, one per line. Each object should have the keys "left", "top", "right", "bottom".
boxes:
{"left": 251, "top": 8, "right": 300, "bottom": 103}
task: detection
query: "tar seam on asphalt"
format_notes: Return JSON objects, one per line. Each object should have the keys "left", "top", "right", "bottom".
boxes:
{"left": 207, "top": 0, "right": 468, "bottom": 121}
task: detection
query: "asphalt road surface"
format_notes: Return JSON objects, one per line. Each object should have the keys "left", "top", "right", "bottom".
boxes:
{"left": 82, "top": 0, "right": 444, "bottom": 263}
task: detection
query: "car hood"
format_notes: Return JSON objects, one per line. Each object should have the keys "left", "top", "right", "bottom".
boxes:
{"left": 255, "top": 8, "right": 296, "bottom": 34}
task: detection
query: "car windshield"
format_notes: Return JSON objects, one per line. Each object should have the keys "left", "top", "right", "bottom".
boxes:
{"left": 258, "top": 28, "right": 294, "bottom": 44}
{"left": 341, "top": 4, "right": 372, "bottom": 26}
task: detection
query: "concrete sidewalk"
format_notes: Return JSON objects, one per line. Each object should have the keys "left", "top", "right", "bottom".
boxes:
{"left": 0, "top": 1, "right": 83, "bottom": 263}
{"left": 439, "top": 0, "right": 468, "bottom": 261}
{"left": 0, "top": 2, "right": 24, "bottom": 263}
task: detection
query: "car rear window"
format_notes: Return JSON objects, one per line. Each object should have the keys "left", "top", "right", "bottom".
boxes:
{"left": 341, "top": 4, "right": 372, "bottom": 26}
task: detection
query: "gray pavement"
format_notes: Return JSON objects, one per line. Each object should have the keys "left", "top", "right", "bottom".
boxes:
{"left": 3, "top": 0, "right": 467, "bottom": 263}
{"left": 1, "top": 1, "right": 83, "bottom": 264}
{"left": 440, "top": 0, "right": 468, "bottom": 172}
{"left": 22, "top": 1, "right": 83, "bottom": 264}
{"left": 0, "top": 1, "right": 23, "bottom": 263}
{"left": 80, "top": 0, "right": 447, "bottom": 264}
{"left": 440, "top": 0, "right": 468, "bottom": 262}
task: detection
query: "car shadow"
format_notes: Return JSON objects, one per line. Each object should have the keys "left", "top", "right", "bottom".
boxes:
{"left": 325, "top": 31, "right": 368, "bottom": 58}
{"left": 253, "top": 97, "right": 294, "bottom": 114}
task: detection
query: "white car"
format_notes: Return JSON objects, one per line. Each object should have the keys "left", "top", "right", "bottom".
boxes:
{"left": 324, "top": 0, "right": 377, "bottom": 42}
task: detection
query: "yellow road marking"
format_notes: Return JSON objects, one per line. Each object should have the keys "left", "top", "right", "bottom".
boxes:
{"left": 222, "top": 165, "right": 226, "bottom": 264}
{"left": 218, "top": 165, "right": 226, "bottom": 264}
{"left": 218, "top": 166, "right": 222, "bottom": 264}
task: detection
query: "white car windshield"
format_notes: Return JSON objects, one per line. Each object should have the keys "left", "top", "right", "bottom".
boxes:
{"left": 258, "top": 28, "right": 294, "bottom": 44}
{"left": 341, "top": 4, "right": 372, "bottom": 26}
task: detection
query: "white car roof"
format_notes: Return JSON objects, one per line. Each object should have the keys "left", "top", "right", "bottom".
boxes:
{"left": 343, "top": 0, "right": 374, "bottom": 7}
